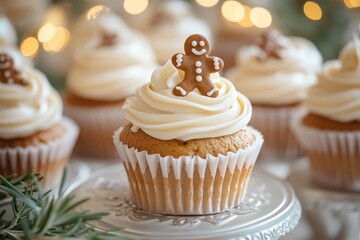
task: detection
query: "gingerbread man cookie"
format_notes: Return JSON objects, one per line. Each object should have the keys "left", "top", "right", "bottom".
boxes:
{"left": 171, "top": 34, "right": 224, "bottom": 98}
{"left": 256, "top": 30, "right": 285, "bottom": 61}
{"left": 0, "top": 53, "right": 28, "bottom": 86}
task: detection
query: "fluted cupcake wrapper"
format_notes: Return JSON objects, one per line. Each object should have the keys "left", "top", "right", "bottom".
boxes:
{"left": 250, "top": 105, "right": 305, "bottom": 161}
{"left": 64, "top": 102, "right": 127, "bottom": 159}
{"left": 291, "top": 116, "right": 360, "bottom": 191}
{"left": 113, "top": 127, "right": 263, "bottom": 215}
{"left": 0, "top": 117, "right": 79, "bottom": 190}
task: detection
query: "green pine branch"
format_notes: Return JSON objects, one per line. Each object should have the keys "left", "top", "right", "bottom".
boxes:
{"left": 0, "top": 168, "right": 134, "bottom": 240}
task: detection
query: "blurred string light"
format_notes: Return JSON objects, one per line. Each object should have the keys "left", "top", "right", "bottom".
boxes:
{"left": 38, "top": 23, "right": 57, "bottom": 43}
{"left": 195, "top": 0, "right": 219, "bottom": 7}
{"left": 344, "top": 0, "right": 360, "bottom": 8}
{"left": 123, "top": 0, "right": 148, "bottom": 15}
{"left": 87, "top": 5, "right": 110, "bottom": 20}
{"left": 43, "top": 27, "right": 70, "bottom": 53}
{"left": 303, "top": 1, "right": 322, "bottom": 20}
{"left": 250, "top": 7, "right": 272, "bottom": 28}
{"left": 37, "top": 23, "right": 70, "bottom": 53}
{"left": 221, "top": 1, "right": 245, "bottom": 22}
{"left": 21, "top": 37, "right": 39, "bottom": 58}
{"left": 237, "top": 5, "right": 253, "bottom": 28}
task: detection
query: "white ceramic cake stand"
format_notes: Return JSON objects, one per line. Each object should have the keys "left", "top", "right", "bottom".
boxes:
{"left": 288, "top": 161, "right": 360, "bottom": 240}
{"left": 70, "top": 164, "right": 301, "bottom": 240}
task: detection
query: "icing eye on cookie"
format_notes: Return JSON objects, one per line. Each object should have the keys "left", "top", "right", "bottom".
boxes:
{"left": 0, "top": 53, "right": 28, "bottom": 87}
{"left": 170, "top": 34, "right": 224, "bottom": 98}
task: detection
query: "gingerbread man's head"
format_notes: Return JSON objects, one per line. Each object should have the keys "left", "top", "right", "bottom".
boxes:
{"left": 184, "top": 34, "right": 211, "bottom": 57}
{"left": 0, "top": 53, "right": 14, "bottom": 70}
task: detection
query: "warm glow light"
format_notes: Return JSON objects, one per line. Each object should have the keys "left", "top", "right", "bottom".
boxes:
{"left": 303, "top": 1, "right": 322, "bottom": 20}
{"left": 21, "top": 37, "right": 39, "bottom": 58}
{"left": 221, "top": 1, "right": 245, "bottom": 22}
{"left": 123, "top": 0, "right": 148, "bottom": 15}
{"left": 344, "top": 0, "right": 360, "bottom": 8}
{"left": 38, "top": 23, "right": 57, "bottom": 43}
{"left": 196, "top": 0, "right": 219, "bottom": 7}
{"left": 86, "top": 5, "right": 110, "bottom": 20}
{"left": 238, "top": 5, "right": 253, "bottom": 28}
{"left": 250, "top": 7, "right": 272, "bottom": 28}
{"left": 43, "top": 27, "right": 70, "bottom": 53}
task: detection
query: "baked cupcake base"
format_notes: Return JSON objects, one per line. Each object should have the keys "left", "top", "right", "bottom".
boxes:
{"left": 113, "top": 124, "right": 263, "bottom": 215}
{"left": 292, "top": 113, "right": 360, "bottom": 191}
{"left": 250, "top": 103, "right": 304, "bottom": 161}
{"left": 0, "top": 117, "right": 79, "bottom": 190}
{"left": 63, "top": 93, "right": 127, "bottom": 159}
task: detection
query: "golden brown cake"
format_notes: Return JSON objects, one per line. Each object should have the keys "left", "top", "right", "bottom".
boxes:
{"left": 113, "top": 34, "right": 263, "bottom": 215}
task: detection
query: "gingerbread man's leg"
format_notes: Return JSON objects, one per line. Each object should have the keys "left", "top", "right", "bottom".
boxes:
{"left": 173, "top": 76, "right": 196, "bottom": 97}
{"left": 197, "top": 82, "right": 219, "bottom": 98}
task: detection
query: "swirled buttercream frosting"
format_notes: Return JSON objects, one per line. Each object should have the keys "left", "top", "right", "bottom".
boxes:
{"left": 123, "top": 60, "right": 252, "bottom": 141}
{"left": 67, "top": 32, "right": 157, "bottom": 101}
{"left": 306, "top": 38, "right": 360, "bottom": 122}
{"left": 226, "top": 35, "right": 322, "bottom": 105}
{"left": 0, "top": 54, "right": 62, "bottom": 139}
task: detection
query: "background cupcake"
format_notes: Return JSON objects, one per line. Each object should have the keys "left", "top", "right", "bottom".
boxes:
{"left": 292, "top": 37, "right": 360, "bottom": 191}
{"left": 0, "top": 53, "right": 78, "bottom": 189}
{"left": 64, "top": 13, "right": 157, "bottom": 159}
{"left": 113, "top": 34, "right": 263, "bottom": 215}
{"left": 226, "top": 30, "right": 322, "bottom": 162}
{"left": 144, "top": 0, "right": 212, "bottom": 64}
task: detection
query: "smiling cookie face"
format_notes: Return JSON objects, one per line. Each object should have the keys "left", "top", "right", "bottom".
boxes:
{"left": 184, "top": 34, "right": 210, "bottom": 57}
{"left": 0, "top": 53, "right": 14, "bottom": 70}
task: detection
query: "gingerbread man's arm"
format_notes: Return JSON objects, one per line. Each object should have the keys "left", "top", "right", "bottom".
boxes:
{"left": 171, "top": 53, "right": 190, "bottom": 71}
{"left": 205, "top": 56, "right": 224, "bottom": 73}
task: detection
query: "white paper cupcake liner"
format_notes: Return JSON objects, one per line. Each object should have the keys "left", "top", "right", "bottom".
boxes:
{"left": 64, "top": 101, "right": 127, "bottom": 159}
{"left": 250, "top": 105, "right": 305, "bottom": 161}
{"left": 291, "top": 115, "right": 360, "bottom": 191}
{"left": 0, "top": 117, "right": 79, "bottom": 190}
{"left": 113, "top": 126, "right": 263, "bottom": 215}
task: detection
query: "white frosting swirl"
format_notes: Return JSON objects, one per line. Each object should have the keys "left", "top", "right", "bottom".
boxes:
{"left": 0, "top": 68, "right": 62, "bottom": 139}
{"left": 124, "top": 61, "right": 252, "bottom": 141}
{"left": 0, "top": 15, "right": 17, "bottom": 47}
{"left": 67, "top": 33, "right": 157, "bottom": 101}
{"left": 146, "top": 0, "right": 212, "bottom": 63}
{"left": 226, "top": 37, "right": 321, "bottom": 105}
{"left": 306, "top": 40, "right": 360, "bottom": 122}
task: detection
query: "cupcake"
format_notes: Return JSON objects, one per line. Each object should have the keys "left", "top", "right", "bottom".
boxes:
{"left": 145, "top": 0, "right": 212, "bottom": 64}
{"left": 113, "top": 34, "right": 264, "bottom": 215}
{"left": 292, "top": 37, "right": 360, "bottom": 191}
{"left": 226, "top": 30, "right": 322, "bottom": 161}
{"left": 0, "top": 53, "right": 78, "bottom": 189}
{"left": 64, "top": 13, "right": 157, "bottom": 159}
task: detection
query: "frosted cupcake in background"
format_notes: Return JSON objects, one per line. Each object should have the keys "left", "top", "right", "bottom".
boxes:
{"left": 226, "top": 30, "right": 322, "bottom": 162}
{"left": 113, "top": 34, "right": 263, "bottom": 215}
{"left": 64, "top": 13, "right": 157, "bottom": 159}
{"left": 0, "top": 53, "right": 78, "bottom": 189}
{"left": 292, "top": 36, "right": 360, "bottom": 191}
{"left": 145, "top": 0, "right": 212, "bottom": 64}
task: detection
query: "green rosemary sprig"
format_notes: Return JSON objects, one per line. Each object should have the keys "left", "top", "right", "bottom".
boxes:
{"left": 0, "top": 168, "right": 134, "bottom": 240}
